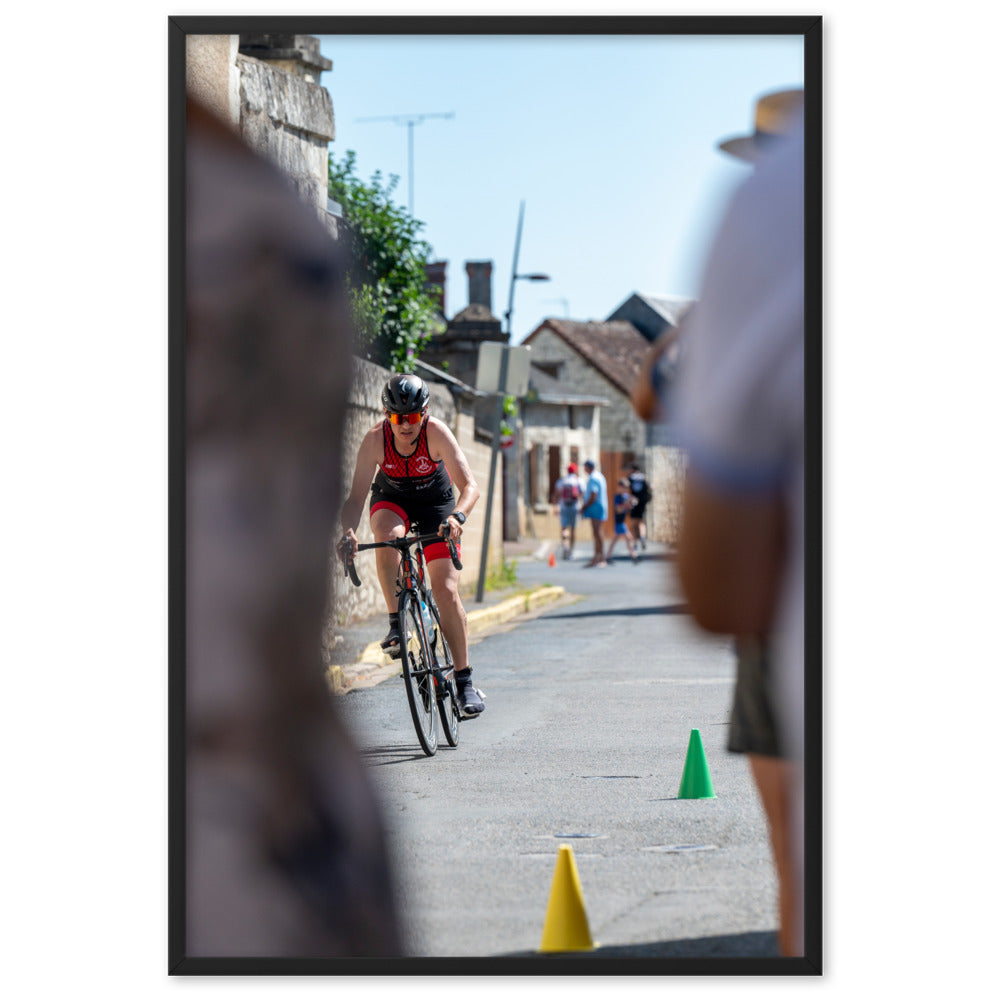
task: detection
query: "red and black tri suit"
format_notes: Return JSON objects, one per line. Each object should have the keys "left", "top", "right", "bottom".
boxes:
{"left": 369, "top": 418, "right": 458, "bottom": 563}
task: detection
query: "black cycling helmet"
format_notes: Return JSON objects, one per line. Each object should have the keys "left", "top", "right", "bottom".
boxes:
{"left": 381, "top": 373, "right": 429, "bottom": 414}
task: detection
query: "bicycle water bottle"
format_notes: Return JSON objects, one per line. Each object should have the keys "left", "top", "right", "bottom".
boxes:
{"left": 420, "top": 599, "right": 434, "bottom": 637}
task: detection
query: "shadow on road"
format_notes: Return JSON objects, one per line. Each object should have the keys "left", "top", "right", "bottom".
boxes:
{"left": 542, "top": 603, "right": 688, "bottom": 620}
{"left": 499, "top": 929, "right": 780, "bottom": 960}
{"left": 358, "top": 745, "right": 434, "bottom": 766}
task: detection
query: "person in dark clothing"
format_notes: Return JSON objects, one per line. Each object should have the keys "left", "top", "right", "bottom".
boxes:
{"left": 627, "top": 462, "right": 651, "bottom": 549}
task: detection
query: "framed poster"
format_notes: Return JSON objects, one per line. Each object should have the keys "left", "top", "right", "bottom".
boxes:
{"left": 170, "top": 14, "right": 821, "bottom": 975}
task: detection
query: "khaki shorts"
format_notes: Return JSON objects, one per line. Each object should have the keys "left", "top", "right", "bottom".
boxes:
{"left": 727, "top": 636, "right": 784, "bottom": 758}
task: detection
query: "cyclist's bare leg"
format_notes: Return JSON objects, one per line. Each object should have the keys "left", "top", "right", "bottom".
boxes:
{"left": 426, "top": 556, "right": 468, "bottom": 672}
{"left": 370, "top": 508, "right": 407, "bottom": 612}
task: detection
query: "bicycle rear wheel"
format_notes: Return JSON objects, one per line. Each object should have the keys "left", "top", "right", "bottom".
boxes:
{"left": 428, "top": 597, "right": 459, "bottom": 747}
{"left": 399, "top": 592, "right": 437, "bottom": 756}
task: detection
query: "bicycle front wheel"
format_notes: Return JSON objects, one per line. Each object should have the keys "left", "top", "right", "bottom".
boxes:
{"left": 399, "top": 592, "right": 438, "bottom": 756}
{"left": 428, "top": 597, "right": 459, "bottom": 747}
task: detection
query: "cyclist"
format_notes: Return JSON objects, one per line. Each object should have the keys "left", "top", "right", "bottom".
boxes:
{"left": 339, "top": 373, "right": 485, "bottom": 718}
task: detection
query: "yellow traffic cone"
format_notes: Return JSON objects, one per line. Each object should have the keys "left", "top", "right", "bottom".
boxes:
{"left": 538, "top": 844, "right": 597, "bottom": 952}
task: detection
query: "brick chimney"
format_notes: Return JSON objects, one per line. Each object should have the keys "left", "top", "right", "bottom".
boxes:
{"left": 425, "top": 260, "right": 447, "bottom": 316}
{"left": 466, "top": 261, "right": 493, "bottom": 311}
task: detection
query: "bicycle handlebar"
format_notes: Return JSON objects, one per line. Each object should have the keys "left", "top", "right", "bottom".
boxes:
{"left": 340, "top": 528, "right": 462, "bottom": 587}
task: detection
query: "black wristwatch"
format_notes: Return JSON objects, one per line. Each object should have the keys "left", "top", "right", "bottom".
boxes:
{"left": 450, "top": 511, "right": 466, "bottom": 525}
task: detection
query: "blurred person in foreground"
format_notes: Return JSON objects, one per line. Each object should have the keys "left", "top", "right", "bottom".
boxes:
{"left": 185, "top": 96, "right": 402, "bottom": 957}
{"left": 673, "top": 89, "right": 806, "bottom": 956}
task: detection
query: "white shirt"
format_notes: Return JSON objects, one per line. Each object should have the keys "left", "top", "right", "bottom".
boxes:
{"left": 675, "top": 120, "right": 806, "bottom": 763}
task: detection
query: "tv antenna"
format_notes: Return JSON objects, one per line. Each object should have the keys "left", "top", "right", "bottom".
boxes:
{"left": 356, "top": 111, "right": 455, "bottom": 215}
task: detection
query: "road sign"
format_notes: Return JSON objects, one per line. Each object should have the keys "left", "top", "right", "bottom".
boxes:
{"left": 476, "top": 343, "right": 532, "bottom": 396}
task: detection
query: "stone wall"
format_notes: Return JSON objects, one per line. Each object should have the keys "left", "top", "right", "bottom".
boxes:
{"left": 237, "top": 53, "right": 335, "bottom": 215}
{"left": 643, "top": 444, "right": 687, "bottom": 546}
{"left": 185, "top": 35, "right": 240, "bottom": 127}
{"left": 322, "top": 359, "right": 504, "bottom": 659}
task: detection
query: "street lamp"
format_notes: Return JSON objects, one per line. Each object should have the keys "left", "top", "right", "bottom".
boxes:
{"left": 504, "top": 201, "right": 551, "bottom": 338}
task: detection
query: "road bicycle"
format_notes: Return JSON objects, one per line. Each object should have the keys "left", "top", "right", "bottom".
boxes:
{"left": 341, "top": 529, "right": 463, "bottom": 756}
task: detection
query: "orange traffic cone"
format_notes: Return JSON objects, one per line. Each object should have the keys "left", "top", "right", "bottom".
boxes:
{"left": 548, "top": 552, "right": 557, "bottom": 567}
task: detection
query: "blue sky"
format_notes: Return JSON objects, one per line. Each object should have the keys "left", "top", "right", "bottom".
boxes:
{"left": 316, "top": 32, "right": 803, "bottom": 344}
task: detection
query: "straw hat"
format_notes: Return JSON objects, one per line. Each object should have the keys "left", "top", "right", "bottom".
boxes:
{"left": 718, "top": 88, "right": 804, "bottom": 162}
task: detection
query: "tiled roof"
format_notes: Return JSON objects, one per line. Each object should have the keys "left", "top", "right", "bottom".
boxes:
{"left": 525, "top": 318, "right": 649, "bottom": 397}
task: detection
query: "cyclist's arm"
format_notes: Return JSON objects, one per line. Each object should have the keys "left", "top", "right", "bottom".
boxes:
{"left": 340, "top": 425, "right": 381, "bottom": 540}
{"left": 428, "top": 418, "right": 479, "bottom": 537}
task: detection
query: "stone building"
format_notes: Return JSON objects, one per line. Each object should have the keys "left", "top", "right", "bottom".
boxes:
{"left": 522, "top": 318, "right": 649, "bottom": 459}
{"left": 521, "top": 305, "right": 692, "bottom": 545}
{"left": 519, "top": 364, "right": 605, "bottom": 541}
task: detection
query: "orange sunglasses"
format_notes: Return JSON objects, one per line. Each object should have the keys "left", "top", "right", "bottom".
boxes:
{"left": 387, "top": 409, "right": 426, "bottom": 425}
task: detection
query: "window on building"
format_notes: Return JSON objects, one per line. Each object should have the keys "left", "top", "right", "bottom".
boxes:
{"left": 548, "top": 445, "right": 561, "bottom": 502}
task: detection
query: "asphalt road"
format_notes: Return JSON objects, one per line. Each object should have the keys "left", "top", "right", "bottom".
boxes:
{"left": 337, "top": 541, "right": 780, "bottom": 962}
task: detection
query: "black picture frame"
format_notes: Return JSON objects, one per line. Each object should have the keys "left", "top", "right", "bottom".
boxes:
{"left": 170, "top": 13, "right": 822, "bottom": 976}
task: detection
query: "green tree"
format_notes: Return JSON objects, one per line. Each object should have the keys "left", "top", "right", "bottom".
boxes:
{"left": 328, "top": 150, "right": 443, "bottom": 371}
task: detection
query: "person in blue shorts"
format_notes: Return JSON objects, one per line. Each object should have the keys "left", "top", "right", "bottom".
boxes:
{"left": 551, "top": 461, "right": 582, "bottom": 558}
{"left": 605, "top": 478, "right": 639, "bottom": 563}
{"left": 579, "top": 459, "right": 608, "bottom": 567}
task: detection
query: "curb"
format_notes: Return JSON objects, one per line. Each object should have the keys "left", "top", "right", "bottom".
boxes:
{"left": 325, "top": 584, "right": 566, "bottom": 695}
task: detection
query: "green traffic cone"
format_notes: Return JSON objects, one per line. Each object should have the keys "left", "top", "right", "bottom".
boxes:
{"left": 678, "top": 728, "right": 716, "bottom": 799}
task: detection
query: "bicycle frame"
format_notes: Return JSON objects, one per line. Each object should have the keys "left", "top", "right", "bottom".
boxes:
{"left": 340, "top": 529, "right": 462, "bottom": 755}
{"left": 345, "top": 530, "right": 458, "bottom": 624}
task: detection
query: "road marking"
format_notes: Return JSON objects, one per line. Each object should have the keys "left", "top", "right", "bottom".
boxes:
{"left": 610, "top": 677, "right": 732, "bottom": 685}
{"left": 641, "top": 844, "right": 718, "bottom": 854}
{"left": 519, "top": 853, "right": 607, "bottom": 859}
